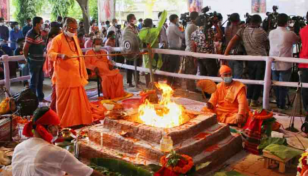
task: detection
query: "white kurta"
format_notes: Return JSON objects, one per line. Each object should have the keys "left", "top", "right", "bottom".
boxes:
{"left": 12, "top": 138, "right": 93, "bottom": 176}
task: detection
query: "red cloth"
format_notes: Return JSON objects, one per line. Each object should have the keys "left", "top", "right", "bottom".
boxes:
{"left": 242, "top": 115, "right": 263, "bottom": 154}
{"left": 299, "top": 26, "right": 308, "bottom": 68}
{"left": 23, "top": 109, "right": 60, "bottom": 143}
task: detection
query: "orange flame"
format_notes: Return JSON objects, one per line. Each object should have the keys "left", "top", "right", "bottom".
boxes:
{"left": 138, "top": 83, "right": 185, "bottom": 128}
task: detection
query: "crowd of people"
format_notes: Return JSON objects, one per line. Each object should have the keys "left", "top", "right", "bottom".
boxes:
{"left": 0, "top": 9, "right": 308, "bottom": 115}
{"left": 1, "top": 7, "right": 308, "bottom": 176}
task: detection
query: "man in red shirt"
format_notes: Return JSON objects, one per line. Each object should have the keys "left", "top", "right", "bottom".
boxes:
{"left": 299, "top": 25, "right": 308, "bottom": 113}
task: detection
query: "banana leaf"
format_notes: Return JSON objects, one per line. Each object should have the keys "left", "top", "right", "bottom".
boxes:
{"left": 258, "top": 137, "right": 287, "bottom": 150}
{"left": 138, "top": 10, "right": 167, "bottom": 69}
{"left": 90, "top": 158, "right": 154, "bottom": 176}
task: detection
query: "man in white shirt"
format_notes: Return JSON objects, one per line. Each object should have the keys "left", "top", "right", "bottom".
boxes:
{"left": 167, "top": 14, "right": 184, "bottom": 50}
{"left": 184, "top": 12, "right": 199, "bottom": 91}
{"left": 269, "top": 13, "right": 300, "bottom": 110}
{"left": 12, "top": 107, "right": 103, "bottom": 176}
{"left": 165, "top": 14, "right": 184, "bottom": 87}
{"left": 158, "top": 12, "right": 168, "bottom": 49}
{"left": 107, "top": 18, "right": 118, "bottom": 34}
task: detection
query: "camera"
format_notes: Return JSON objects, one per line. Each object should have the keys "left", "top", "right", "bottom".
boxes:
{"left": 290, "top": 16, "right": 306, "bottom": 35}
{"left": 197, "top": 6, "right": 220, "bottom": 29}
{"left": 262, "top": 5, "right": 279, "bottom": 32}
{"left": 180, "top": 12, "right": 190, "bottom": 27}
{"left": 116, "top": 24, "right": 121, "bottom": 30}
{"left": 244, "top": 13, "right": 251, "bottom": 24}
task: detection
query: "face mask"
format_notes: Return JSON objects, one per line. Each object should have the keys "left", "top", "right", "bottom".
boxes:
{"left": 0, "top": 23, "right": 4, "bottom": 26}
{"left": 94, "top": 23, "right": 98, "bottom": 26}
{"left": 64, "top": 30, "right": 75, "bottom": 38}
{"left": 223, "top": 77, "right": 233, "bottom": 84}
{"left": 112, "top": 35, "right": 116, "bottom": 39}
{"left": 94, "top": 45, "right": 102, "bottom": 51}
{"left": 15, "top": 25, "right": 19, "bottom": 29}
{"left": 132, "top": 20, "right": 137, "bottom": 25}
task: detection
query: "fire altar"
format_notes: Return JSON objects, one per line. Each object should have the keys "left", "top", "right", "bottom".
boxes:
{"left": 79, "top": 83, "right": 242, "bottom": 175}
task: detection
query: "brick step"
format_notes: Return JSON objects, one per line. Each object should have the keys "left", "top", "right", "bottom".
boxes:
{"left": 193, "top": 133, "right": 242, "bottom": 175}
{"left": 79, "top": 140, "right": 158, "bottom": 166}
{"left": 91, "top": 112, "right": 217, "bottom": 146}
{"left": 79, "top": 130, "right": 242, "bottom": 175}
{"left": 175, "top": 124, "right": 231, "bottom": 157}
{"left": 87, "top": 123, "right": 232, "bottom": 162}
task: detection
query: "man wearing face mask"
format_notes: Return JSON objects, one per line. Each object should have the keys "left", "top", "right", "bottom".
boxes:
{"left": 85, "top": 37, "right": 126, "bottom": 99}
{"left": 48, "top": 17, "right": 105, "bottom": 128}
{"left": 165, "top": 14, "right": 185, "bottom": 87}
{"left": 90, "top": 20, "right": 99, "bottom": 34}
{"left": 122, "top": 14, "right": 141, "bottom": 87}
{"left": 107, "top": 19, "right": 118, "bottom": 34}
{"left": 9, "top": 22, "right": 23, "bottom": 50}
{"left": 0, "top": 17, "right": 9, "bottom": 41}
{"left": 202, "top": 65, "right": 250, "bottom": 127}
{"left": 12, "top": 107, "right": 104, "bottom": 176}
{"left": 24, "top": 17, "right": 46, "bottom": 102}
{"left": 225, "top": 15, "right": 268, "bottom": 107}
{"left": 22, "top": 18, "right": 32, "bottom": 36}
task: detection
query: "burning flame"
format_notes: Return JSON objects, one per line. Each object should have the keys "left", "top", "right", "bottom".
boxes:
{"left": 138, "top": 83, "right": 185, "bottom": 128}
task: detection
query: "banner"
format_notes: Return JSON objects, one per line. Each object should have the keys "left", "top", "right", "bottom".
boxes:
{"left": 251, "top": 0, "right": 266, "bottom": 13}
{"left": 188, "top": 0, "right": 203, "bottom": 13}
{"left": 0, "top": 0, "right": 9, "bottom": 20}
{"left": 98, "top": 0, "right": 115, "bottom": 22}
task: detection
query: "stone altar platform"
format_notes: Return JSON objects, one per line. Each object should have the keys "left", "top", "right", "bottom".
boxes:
{"left": 79, "top": 98, "right": 242, "bottom": 175}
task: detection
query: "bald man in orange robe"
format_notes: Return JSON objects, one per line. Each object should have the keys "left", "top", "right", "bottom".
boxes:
{"left": 48, "top": 18, "right": 105, "bottom": 128}
{"left": 85, "top": 38, "right": 125, "bottom": 99}
{"left": 202, "top": 65, "right": 250, "bottom": 126}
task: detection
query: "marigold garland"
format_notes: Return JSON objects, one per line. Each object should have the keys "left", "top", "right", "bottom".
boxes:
{"left": 160, "top": 154, "right": 194, "bottom": 174}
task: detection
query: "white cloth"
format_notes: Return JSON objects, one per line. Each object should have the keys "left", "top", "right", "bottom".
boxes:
{"left": 12, "top": 138, "right": 93, "bottom": 176}
{"left": 167, "top": 23, "right": 184, "bottom": 49}
{"left": 269, "top": 27, "right": 300, "bottom": 71}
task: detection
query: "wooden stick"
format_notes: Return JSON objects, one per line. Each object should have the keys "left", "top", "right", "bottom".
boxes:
{"left": 201, "top": 90, "right": 208, "bottom": 103}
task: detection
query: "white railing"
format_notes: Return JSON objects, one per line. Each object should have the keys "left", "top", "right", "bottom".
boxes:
{"left": 1, "top": 47, "right": 308, "bottom": 110}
